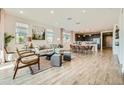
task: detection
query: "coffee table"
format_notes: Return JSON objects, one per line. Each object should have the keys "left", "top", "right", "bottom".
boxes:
{"left": 39, "top": 52, "right": 55, "bottom": 60}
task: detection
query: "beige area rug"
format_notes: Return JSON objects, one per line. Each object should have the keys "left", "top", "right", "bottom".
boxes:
{"left": 31, "top": 54, "right": 75, "bottom": 74}
{"left": 31, "top": 57, "right": 52, "bottom": 74}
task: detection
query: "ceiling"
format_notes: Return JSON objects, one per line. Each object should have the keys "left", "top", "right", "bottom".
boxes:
{"left": 4, "top": 8, "right": 120, "bottom": 32}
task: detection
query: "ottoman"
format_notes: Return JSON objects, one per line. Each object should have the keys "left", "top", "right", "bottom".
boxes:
{"left": 63, "top": 52, "right": 71, "bottom": 61}
{"left": 51, "top": 54, "right": 62, "bottom": 67}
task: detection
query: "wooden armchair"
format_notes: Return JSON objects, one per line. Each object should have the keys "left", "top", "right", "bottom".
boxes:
{"left": 16, "top": 48, "right": 35, "bottom": 57}
{"left": 13, "top": 48, "right": 40, "bottom": 79}
{"left": 4, "top": 47, "right": 15, "bottom": 62}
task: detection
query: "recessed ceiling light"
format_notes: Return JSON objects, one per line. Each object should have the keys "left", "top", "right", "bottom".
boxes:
{"left": 76, "top": 22, "right": 80, "bottom": 25}
{"left": 50, "top": 10, "right": 54, "bottom": 14}
{"left": 67, "top": 17, "right": 72, "bottom": 20}
{"left": 82, "top": 10, "right": 86, "bottom": 13}
{"left": 55, "top": 22, "right": 58, "bottom": 25}
{"left": 19, "top": 10, "right": 23, "bottom": 14}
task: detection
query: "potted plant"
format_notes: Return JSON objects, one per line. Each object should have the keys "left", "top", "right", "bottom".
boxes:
{"left": 4, "top": 33, "right": 14, "bottom": 48}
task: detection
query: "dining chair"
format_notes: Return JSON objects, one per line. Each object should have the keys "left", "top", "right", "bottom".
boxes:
{"left": 70, "top": 45, "right": 76, "bottom": 52}
{"left": 76, "top": 45, "right": 80, "bottom": 53}
{"left": 70, "top": 44, "right": 73, "bottom": 52}
{"left": 73, "top": 45, "right": 78, "bottom": 53}
{"left": 88, "top": 46, "right": 93, "bottom": 54}
{"left": 79, "top": 45, "right": 84, "bottom": 53}
{"left": 84, "top": 46, "right": 89, "bottom": 54}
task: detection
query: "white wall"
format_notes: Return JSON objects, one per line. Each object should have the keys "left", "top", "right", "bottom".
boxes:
{"left": 4, "top": 13, "right": 72, "bottom": 51}
{"left": 4, "top": 13, "right": 57, "bottom": 51}
{"left": 112, "top": 9, "right": 124, "bottom": 73}
{"left": 0, "top": 9, "right": 5, "bottom": 63}
{"left": 112, "top": 24, "right": 119, "bottom": 55}
{"left": 118, "top": 9, "right": 124, "bottom": 73}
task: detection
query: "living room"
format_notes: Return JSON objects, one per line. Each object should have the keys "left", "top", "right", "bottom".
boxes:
{"left": 3, "top": 9, "right": 72, "bottom": 52}
{"left": 0, "top": 8, "right": 124, "bottom": 85}
{"left": 1, "top": 0, "right": 124, "bottom": 93}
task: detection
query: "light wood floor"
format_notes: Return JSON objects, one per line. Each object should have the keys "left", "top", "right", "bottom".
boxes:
{"left": 0, "top": 49, "right": 123, "bottom": 85}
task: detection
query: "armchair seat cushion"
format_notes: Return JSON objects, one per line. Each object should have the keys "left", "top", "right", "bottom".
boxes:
{"left": 19, "top": 50, "right": 29, "bottom": 54}
{"left": 20, "top": 52, "right": 34, "bottom": 57}
{"left": 21, "top": 55, "right": 38, "bottom": 64}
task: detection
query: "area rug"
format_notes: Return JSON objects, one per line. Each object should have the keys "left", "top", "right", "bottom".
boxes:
{"left": 31, "top": 58, "right": 52, "bottom": 74}
{"left": 31, "top": 55, "right": 75, "bottom": 74}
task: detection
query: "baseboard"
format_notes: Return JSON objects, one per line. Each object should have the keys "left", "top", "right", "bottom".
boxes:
{"left": 113, "top": 54, "right": 120, "bottom": 64}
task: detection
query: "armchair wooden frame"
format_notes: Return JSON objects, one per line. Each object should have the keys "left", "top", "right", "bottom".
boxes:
{"left": 13, "top": 49, "right": 40, "bottom": 79}
{"left": 4, "top": 47, "right": 15, "bottom": 62}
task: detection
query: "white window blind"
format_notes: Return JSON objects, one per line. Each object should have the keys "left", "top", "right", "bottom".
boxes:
{"left": 63, "top": 32, "right": 71, "bottom": 43}
{"left": 16, "top": 22, "right": 28, "bottom": 44}
{"left": 46, "top": 29, "right": 54, "bottom": 44}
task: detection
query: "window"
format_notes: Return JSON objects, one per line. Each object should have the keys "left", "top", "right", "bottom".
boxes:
{"left": 63, "top": 32, "right": 71, "bottom": 43}
{"left": 46, "top": 29, "right": 54, "bottom": 44}
{"left": 16, "top": 22, "right": 28, "bottom": 44}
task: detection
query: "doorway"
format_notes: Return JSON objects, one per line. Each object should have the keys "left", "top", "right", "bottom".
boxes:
{"left": 102, "top": 32, "right": 113, "bottom": 49}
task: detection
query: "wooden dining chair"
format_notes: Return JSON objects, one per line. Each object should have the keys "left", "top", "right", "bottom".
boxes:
{"left": 70, "top": 45, "right": 76, "bottom": 52}
{"left": 88, "top": 46, "right": 93, "bottom": 54}
{"left": 80, "top": 46, "right": 85, "bottom": 53}
{"left": 70, "top": 44, "right": 73, "bottom": 52}
{"left": 84, "top": 46, "right": 89, "bottom": 54}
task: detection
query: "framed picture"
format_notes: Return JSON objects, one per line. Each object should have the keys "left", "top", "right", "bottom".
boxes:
{"left": 115, "top": 26, "right": 119, "bottom": 46}
{"left": 32, "top": 26, "right": 45, "bottom": 40}
{"left": 115, "top": 26, "right": 119, "bottom": 39}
